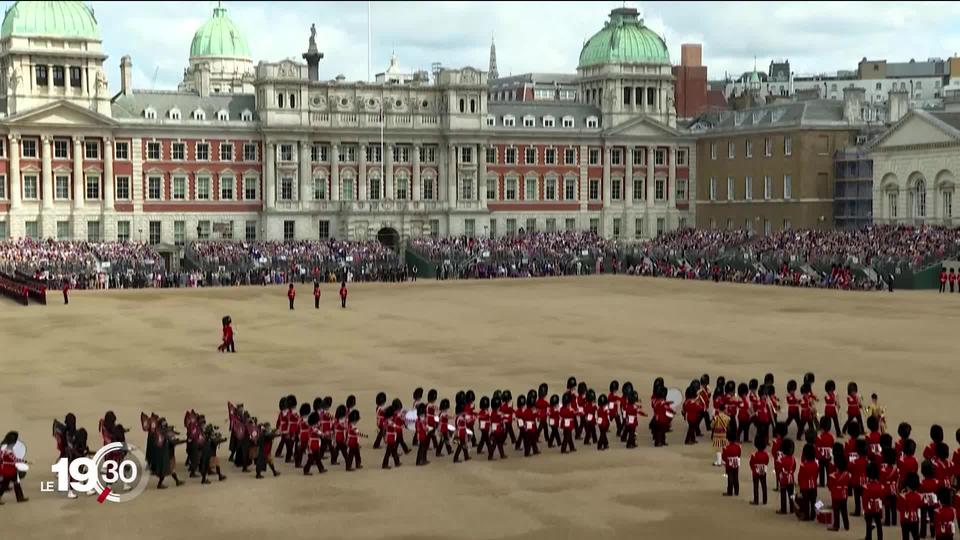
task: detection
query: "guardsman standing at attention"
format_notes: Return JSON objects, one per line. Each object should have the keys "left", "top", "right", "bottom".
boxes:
{"left": 287, "top": 283, "right": 296, "bottom": 310}
{"left": 940, "top": 269, "right": 947, "bottom": 293}
{"left": 313, "top": 281, "right": 321, "bottom": 309}
{"left": 339, "top": 281, "right": 348, "bottom": 309}
{"left": 62, "top": 279, "right": 70, "bottom": 305}
{"left": 950, "top": 268, "right": 957, "bottom": 294}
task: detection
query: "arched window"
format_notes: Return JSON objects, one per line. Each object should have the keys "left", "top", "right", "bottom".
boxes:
{"left": 290, "top": 93, "right": 296, "bottom": 108}
{"left": 278, "top": 93, "right": 285, "bottom": 108}
{"left": 459, "top": 99, "right": 465, "bottom": 113}
{"left": 469, "top": 99, "right": 476, "bottom": 113}
{"left": 915, "top": 178, "right": 926, "bottom": 218}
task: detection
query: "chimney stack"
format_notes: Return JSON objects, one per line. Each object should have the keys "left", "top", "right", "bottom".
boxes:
{"left": 120, "top": 55, "right": 133, "bottom": 96}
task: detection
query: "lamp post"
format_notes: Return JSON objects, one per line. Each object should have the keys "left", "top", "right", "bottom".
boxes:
{"left": 138, "top": 227, "right": 143, "bottom": 243}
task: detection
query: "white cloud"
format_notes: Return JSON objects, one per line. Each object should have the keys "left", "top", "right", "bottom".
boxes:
{"left": 20, "top": 0, "right": 954, "bottom": 91}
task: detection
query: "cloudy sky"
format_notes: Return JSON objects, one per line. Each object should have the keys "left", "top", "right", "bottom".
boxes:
{"left": 14, "top": 1, "right": 960, "bottom": 90}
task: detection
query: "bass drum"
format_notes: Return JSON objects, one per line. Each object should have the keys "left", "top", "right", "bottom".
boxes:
{"left": 666, "top": 388, "right": 683, "bottom": 414}
{"left": 404, "top": 409, "right": 417, "bottom": 431}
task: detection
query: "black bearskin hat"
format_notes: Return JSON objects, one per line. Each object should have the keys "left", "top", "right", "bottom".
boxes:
{"left": 440, "top": 398, "right": 450, "bottom": 410}
{"left": 610, "top": 380, "right": 620, "bottom": 392}
{"left": 376, "top": 392, "right": 387, "bottom": 406}
{"left": 427, "top": 389, "right": 438, "bottom": 402}
{"left": 549, "top": 394, "right": 559, "bottom": 407}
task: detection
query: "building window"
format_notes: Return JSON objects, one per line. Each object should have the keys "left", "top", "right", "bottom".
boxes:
{"left": 633, "top": 179, "right": 644, "bottom": 200}
{"left": 611, "top": 149, "right": 622, "bottom": 166}
{"left": 172, "top": 142, "right": 185, "bottom": 160}
{"left": 116, "top": 221, "right": 131, "bottom": 242}
{"left": 562, "top": 116, "right": 574, "bottom": 128}
{"left": 365, "top": 145, "right": 382, "bottom": 163}
{"left": 655, "top": 149, "right": 666, "bottom": 166}
{"left": 195, "top": 220, "right": 209, "bottom": 241}
{"left": 634, "top": 218, "right": 643, "bottom": 239}
{"left": 36, "top": 65, "right": 48, "bottom": 86}
{"left": 85, "top": 175, "right": 100, "bottom": 200}
{"left": 727, "top": 176, "right": 735, "bottom": 201}
{"left": 611, "top": 178, "right": 622, "bottom": 201}
{"left": 611, "top": 218, "right": 621, "bottom": 238}
{"left": 219, "top": 143, "right": 233, "bottom": 161}
{"left": 655, "top": 178, "right": 665, "bottom": 200}
{"left": 194, "top": 109, "right": 207, "bottom": 120}
{"left": 783, "top": 175, "right": 792, "bottom": 200}
{"left": 419, "top": 146, "right": 437, "bottom": 163}
{"left": 709, "top": 177, "right": 717, "bottom": 201}
{"left": 524, "top": 147, "right": 536, "bottom": 165}
{"left": 280, "top": 144, "right": 294, "bottom": 161}
{"left": 676, "top": 179, "right": 688, "bottom": 201}
{"left": 710, "top": 142, "right": 717, "bottom": 160}
{"left": 196, "top": 143, "right": 210, "bottom": 161}
{"left": 116, "top": 176, "right": 130, "bottom": 200}
{"left": 87, "top": 220, "right": 101, "bottom": 242}
{"left": 24, "top": 221, "right": 39, "bottom": 239}
{"left": 85, "top": 141, "right": 100, "bottom": 160}
{"left": 565, "top": 218, "right": 576, "bottom": 232}
{"left": 727, "top": 141, "right": 735, "bottom": 159}
{"left": 341, "top": 175, "right": 354, "bottom": 200}
{"left": 54, "top": 139, "right": 69, "bottom": 159}
{"left": 744, "top": 176, "right": 753, "bottom": 200}
{"left": 368, "top": 174, "right": 381, "bottom": 200}
{"left": 545, "top": 148, "right": 556, "bottom": 165}
{"left": 543, "top": 117, "right": 555, "bottom": 128}
{"left": 523, "top": 116, "right": 535, "bottom": 127}
{"left": 887, "top": 192, "right": 898, "bottom": 218}
{"left": 55, "top": 175, "right": 70, "bottom": 200}
{"left": 245, "top": 221, "right": 257, "bottom": 241}
{"left": 171, "top": 221, "right": 185, "bottom": 246}
{"left": 312, "top": 144, "right": 328, "bottom": 163}
{"left": 784, "top": 136, "right": 792, "bottom": 156}
{"left": 148, "top": 176, "right": 162, "bottom": 200}
{"left": 589, "top": 148, "right": 600, "bottom": 165}
{"left": 461, "top": 176, "right": 474, "bottom": 201}
{"left": 278, "top": 176, "right": 293, "bottom": 200}
{"left": 764, "top": 137, "right": 772, "bottom": 157}
{"left": 283, "top": 221, "right": 295, "bottom": 241}
{"left": 463, "top": 218, "right": 476, "bottom": 238}
{"left": 220, "top": 176, "right": 234, "bottom": 200}
{"left": 147, "top": 142, "right": 161, "bottom": 160}
{"left": 542, "top": 178, "right": 556, "bottom": 200}
{"left": 172, "top": 176, "right": 186, "bottom": 200}
{"left": 22, "top": 174, "right": 38, "bottom": 199}
{"left": 22, "top": 139, "right": 37, "bottom": 158}
{"left": 545, "top": 218, "right": 556, "bottom": 233}
{"left": 318, "top": 220, "right": 330, "bottom": 240}
{"left": 313, "top": 175, "right": 326, "bottom": 200}
{"left": 656, "top": 217, "right": 665, "bottom": 236}
{"left": 486, "top": 116, "right": 495, "bottom": 127}
{"left": 503, "top": 116, "right": 515, "bottom": 127}
{"left": 586, "top": 117, "right": 599, "bottom": 128}
{"left": 460, "top": 147, "right": 473, "bottom": 164}
{"left": 589, "top": 218, "right": 599, "bottom": 234}
{"left": 486, "top": 148, "right": 497, "bottom": 164}
{"left": 914, "top": 179, "right": 926, "bottom": 218}
{"left": 633, "top": 148, "right": 645, "bottom": 165}
{"left": 53, "top": 221, "right": 68, "bottom": 240}
{"left": 505, "top": 178, "right": 518, "bottom": 200}
{"left": 943, "top": 191, "right": 953, "bottom": 219}
{"left": 485, "top": 177, "right": 497, "bottom": 200}
{"left": 565, "top": 178, "right": 576, "bottom": 200}
{"left": 244, "top": 177, "right": 257, "bottom": 200}
{"left": 69, "top": 66, "right": 81, "bottom": 87}
{"left": 524, "top": 177, "right": 537, "bottom": 201}
{"left": 676, "top": 148, "right": 688, "bottom": 166}
{"left": 745, "top": 139, "right": 753, "bottom": 158}
{"left": 589, "top": 179, "right": 600, "bottom": 200}
{"left": 115, "top": 141, "right": 129, "bottom": 160}
{"left": 505, "top": 147, "right": 517, "bottom": 164}
{"left": 764, "top": 176, "right": 772, "bottom": 200}
{"left": 421, "top": 174, "right": 435, "bottom": 200}
{"left": 196, "top": 176, "right": 211, "bottom": 200}
{"left": 244, "top": 143, "right": 258, "bottom": 161}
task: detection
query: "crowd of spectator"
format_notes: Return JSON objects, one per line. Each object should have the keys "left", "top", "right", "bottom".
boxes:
{"left": 0, "top": 239, "right": 164, "bottom": 289}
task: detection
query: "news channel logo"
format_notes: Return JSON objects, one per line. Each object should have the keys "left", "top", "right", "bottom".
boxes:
{"left": 43, "top": 442, "right": 149, "bottom": 503}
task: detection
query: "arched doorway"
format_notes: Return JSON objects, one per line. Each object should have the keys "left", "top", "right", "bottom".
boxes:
{"left": 377, "top": 227, "right": 400, "bottom": 250}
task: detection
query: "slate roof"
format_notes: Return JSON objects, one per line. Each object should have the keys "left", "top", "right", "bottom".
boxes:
{"left": 111, "top": 90, "right": 258, "bottom": 121}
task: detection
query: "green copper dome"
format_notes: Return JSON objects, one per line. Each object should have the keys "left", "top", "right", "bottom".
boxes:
{"left": 189, "top": 5, "right": 250, "bottom": 59}
{"left": 1, "top": 1, "right": 99, "bottom": 40}
{"left": 578, "top": 8, "right": 669, "bottom": 68}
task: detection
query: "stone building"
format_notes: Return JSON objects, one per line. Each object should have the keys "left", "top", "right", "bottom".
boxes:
{"left": 0, "top": 3, "right": 693, "bottom": 243}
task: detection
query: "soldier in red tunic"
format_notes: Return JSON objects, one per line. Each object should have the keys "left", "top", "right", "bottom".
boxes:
{"left": 863, "top": 462, "right": 886, "bottom": 540}
{"left": 488, "top": 397, "right": 506, "bottom": 460}
{"left": 302, "top": 412, "right": 326, "bottom": 475}
{"left": 750, "top": 436, "right": 770, "bottom": 505}
{"left": 828, "top": 452, "right": 852, "bottom": 531}
{"left": 373, "top": 392, "right": 387, "bottom": 450}
{"left": 596, "top": 393, "right": 611, "bottom": 451}
{"left": 294, "top": 402, "right": 310, "bottom": 467}
{"left": 435, "top": 399, "right": 453, "bottom": 457}
{"left": 722, "top": 421, "right": 742, "bottom": 496}
{"left": 345, "top": 410, "right": 364, "bottom": 471}
{"left": 607, "top": 380, "right": 623, "bottom": 437}
{"left": 452, "top": 403, "right": 471, "bottom": 463}
{"left": 218, "top": 315, "right": 235, "bottom": 352}
{"left": 815, "top": 416, "right": 836, "bottom": 487}
{"left": 415, "top": 404, "right": 430, "bottom": 466}
{"left": 0, "top": 431, "right": 28, "bottom": 504}
{"left": 313, "top": 280, "right": 321, "bottom": 309}
{"left": 582, "top": 390, "right": 598, "bottom": 446}
{"left": 287, "top": 284, "right": 296, "bottom": 310}
{"left": 381, "top": 405, "right": 401, "bottom": 469}
{"left": 559, "top": 393, "right": 577, "bottom": 454}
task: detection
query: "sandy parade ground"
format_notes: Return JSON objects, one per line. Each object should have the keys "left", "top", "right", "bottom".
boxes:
{"left": 0, "top": 276, "right": 957, "bottom": 540}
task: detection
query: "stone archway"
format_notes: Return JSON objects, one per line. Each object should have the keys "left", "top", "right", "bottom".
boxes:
{"left": 377, "top": 227, "right": 400, "bottom": 250}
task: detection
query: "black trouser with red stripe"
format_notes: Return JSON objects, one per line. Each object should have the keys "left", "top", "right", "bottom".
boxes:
{"left": 685, "top": 421, "right": 697, "bottom": 444}
{"left": 832, "top": 499, "right": 849, "bottom": 530}
{"left": 303, "top": 450, "right": 325, "bottom": 474}
{"left": 885, "top": 495, "right": 898, "bottom": 526}
{"left": 752, "top": 475, "right": 767, "bottom": 504}
{"left": 865, "top": 513, "right": 883, "bottom": 540}
{"left": 725, "top": 468, "right": 739, "bottom": 495}
{"left": 488, "top": 432, "right": 505, "bottom": 460}
{"left": 779, "top": 484, "right": 795, "bottom": 513}
{"left": 818, "top": 458, "right": 830, "bottom": 486}
{"left": 583, "top": 422, "right": 597, "bottom": 445}
{"left": 560, "top": 429, "right": 575, "bottom": 453}
{"left": 524, "top": 428, "right": 539, "bottom": 456}
{"left": 547, "top": 425, "right": 561, "bottom": 448}
{"left": 901, "top": 522, "right": 919, "bottom": 540}
{"left": 435, "top": 432, "right": 452, "bottom": 456}
{"left": 382, "top": 443, "right": 400, "bottom": 468}
{"left": 453, "top": 437, "right": 470, "bottom": 462}
{"left": 345, "top": 446, "right": 361, "bottom": 470}
{"left": 373, "top": 427, "right": 384, "bottom": 449}
{"left": 597, "top": 427, "right": 609, "bottom": 450}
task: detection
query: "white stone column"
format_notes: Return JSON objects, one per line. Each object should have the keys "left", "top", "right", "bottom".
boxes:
{"left": 104, "top": 138, "right": 115, "bottom": 210}
{"left": 385, "top": 143, "right": 394, "bottom": 199}
{"left": 299, "top": 140, "right": 311, "bottom": 204}
{"left": 412, "top": 143, "right": 421, "bottom": 201}
{"left": 602, "top": 145, "right": 611, "bottom": 207}
{"left": 578, "top": 144, "right": 588, "bottom": 212}
{"left": 625, "top": 146, "right": 634, "bottom": 208}
{"left": 264, "top": 142, "right": 276, "bottom": 209}
{"left": 330, "top": 143, "right": 340, "bottom": 201}
{"left": 447, "top": 143, "right": 457, "bottom": 206}
{"left": 9, "top": 136, "right": 21, "bottom": 209}
{"left": 478, "top": 143, "right": 487, "bottom": 207}
{"left": 358, "top": 143, "right": 367, "bottom": 201}
{"left": 41, "top": 136, "right": 53, "bottom": 210}
{"left": 47, "top": 64, "right": 53, "bottom": 97}
{"left": 667, "top": 144, "right": 677, "bottom": 231}
{"left": 646, "top": 144, "right": 655, "bottom": 236}
{"left": 72, "top": 137, "right": 84, "bottom": 210}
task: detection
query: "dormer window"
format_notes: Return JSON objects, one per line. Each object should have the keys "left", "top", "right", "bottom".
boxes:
{"left": 217, "top": 110, "right": 229, "bottom": 121}
{"left": 192, "top": 109, "right": 206, "bottom": 121}
{"left": 562, "top": 116, "right": 574, "bottom": 128}
{"left": 503, "top": 115, "right": 516, "bottom": 127}
{"left": 168, "top": 108, "right": 181, "bottom": 120}
{"left": 542, "top": 115, "right": 555, "bottom": 128}
{"left": 485, "top": 115, "right": 495, "bottom": 127}
{"left": 522, "top": 115, "right": 535, "bottom": 127}
{"left": 144, "top": 107, "right": 157, "bottom": 120}
{"left": 586, "top": 116, "right": 599, "bottom": 128}
{"left": 240, "top": 109, "right": 253, "bottom": 122}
